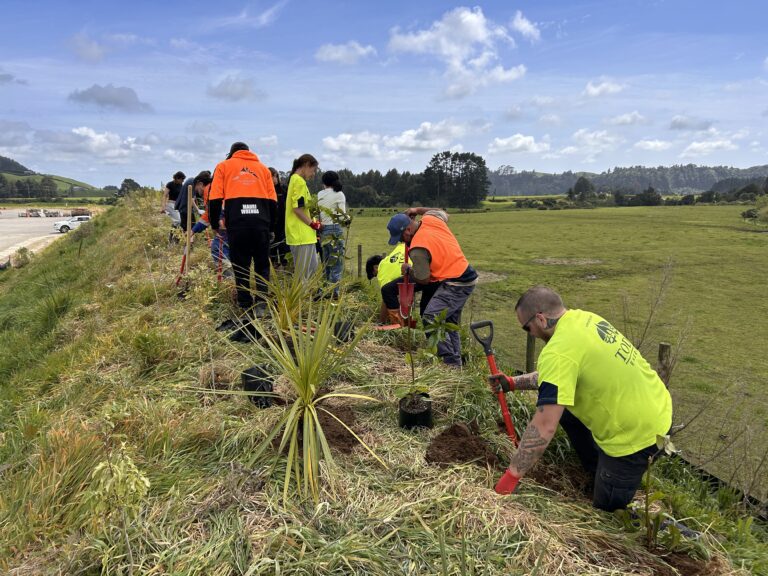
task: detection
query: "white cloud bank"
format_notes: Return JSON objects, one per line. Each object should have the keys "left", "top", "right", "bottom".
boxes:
{"left": 583, "top": 80, "right": 625, "bottom": 97}
{"left": 488, "top": 133, "right": 550, "bottom": 154}
{"left": 634, "top": 139, "right": 672, "bottom": 151}
{"left": 510, "top": 11, "right": 540, "bottom": 43}
{"left": 207, "top": 75, "right": 265, "bottom": 102}
{"left": 388, "top": 6, "right": 525, "bottom": 98}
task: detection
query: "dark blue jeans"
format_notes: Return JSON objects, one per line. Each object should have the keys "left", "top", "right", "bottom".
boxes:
{"left": 559, "top": 409, "right": 658, "bottom": 512}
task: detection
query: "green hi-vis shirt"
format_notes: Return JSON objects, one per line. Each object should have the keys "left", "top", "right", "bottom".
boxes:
{"left": 537, "top": 309, "right": 673, "bottom": 457}
{"left": 377, "top": 243, "right": 410, "bottom": 286}
{"left": 285, "top": 174, "right": 316, "bottom": 246}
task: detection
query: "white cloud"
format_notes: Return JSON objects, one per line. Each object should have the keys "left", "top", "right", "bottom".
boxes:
{"left": 388, "top": 6, "right": 524, "bottom": 98}
{"left": 33, "top": 126, "right": 152, "bottom": 163}
{"left": 511, "top": 10, "right": 540, "bottom": 42}
{"left": 207, "top": 75, "right": 265, "bottom": 102}
{"left": 562, "top": 128, "right": 621, "bottom": 161}
{"left": 583, "top": 80, "right": 624, "bottom": 97}
{"left": 322, "top": 119, "right": 469, "bottom": 160}
{"left": 210, "top": 0, "right": 288, "bottom": 29}
{"left": 530, "top": 95, "right": 555, "bottom": 107}
{"left": 680, "top": 138, "right": 738, "bottom": 158}
{"left": 322, "top": 131, "right": 386, "bottom": 158}
{"left": 504, "top": 105, "right": 523, "bottom": 119}
{"left": 669, "top": 115, "right": 712, "bottom": 131}
{"left": 104, "top": 33, "right": 155, "bottom": 46}
{"left": 315, "top": 41, "right": 376, "bottom": 65}
{"left": 488, "top": 133, "right": 550, "bottom": 154}
{"left": 539, "top": 113, "right": 561, "bottom": 125}
{"left": 634, "top": 139, "right": 672, "bottom": 151}
{"left": 68, "top": 83, "right": 153, "bottom": 113}
{"left": 71, "top": 32, "right": 107, "bottom": 62}
{"left": 258, "top": 135, "right": 279, "bottom": 147}
{"left": 383, "top": 119, "right": 468, "bottom": 150}
{"left": 608, "top": 111, "right": 646, "bottom": 126}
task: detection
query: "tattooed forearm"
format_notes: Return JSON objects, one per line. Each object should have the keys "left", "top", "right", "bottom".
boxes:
{"left": 514, "top": 371, "right": 539, "bottom": 391}
{"left": 509, "top": 421, "right": 550, "bottom": 476}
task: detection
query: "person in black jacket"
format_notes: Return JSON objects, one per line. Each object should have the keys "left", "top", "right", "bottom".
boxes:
{"left": 268, "top": 167, "right": 289, "bottom": 268}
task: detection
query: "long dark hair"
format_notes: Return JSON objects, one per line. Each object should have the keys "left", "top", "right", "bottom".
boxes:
{"left": 321, "top": 170, "right": 343, "bottom": 192}
{"left": 289, "top": 154, "right": 318, "bottom": 177}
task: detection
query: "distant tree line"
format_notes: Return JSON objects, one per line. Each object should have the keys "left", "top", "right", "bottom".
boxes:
{"left": 488, "top": 164, "right": 768, "bottom": 196}
{"left": 293, "top": 151, "right": 490, "bottom": 208}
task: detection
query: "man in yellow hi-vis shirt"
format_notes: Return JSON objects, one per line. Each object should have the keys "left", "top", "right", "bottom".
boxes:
{"left": 490, "top": 286, "right": 673, "bottom": 512}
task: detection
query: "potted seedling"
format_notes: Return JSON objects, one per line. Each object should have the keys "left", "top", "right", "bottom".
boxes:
{"left": 397, "top": 309, "right": 459, "bottom": 430}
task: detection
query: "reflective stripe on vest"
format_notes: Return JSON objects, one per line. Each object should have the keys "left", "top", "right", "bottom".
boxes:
{"left": 409, "top": 215, "right": 469, "bottom": 281}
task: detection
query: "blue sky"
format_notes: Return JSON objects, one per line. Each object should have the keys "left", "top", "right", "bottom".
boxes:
{"left": 1, "top": 0, "right": 766, "bottom": 187}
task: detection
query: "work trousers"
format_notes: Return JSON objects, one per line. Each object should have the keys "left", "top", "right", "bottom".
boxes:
{"left": 228, "top": 227, "right": 271, "bottom": 310}
{"left": 559, "top": 409, "right": 659, "bottom": 512}
{"left": 290, "top": 243, "right": 319, "bottom": 282}
{"left": 422, "top": 282, "right": 475, "bottom": 366}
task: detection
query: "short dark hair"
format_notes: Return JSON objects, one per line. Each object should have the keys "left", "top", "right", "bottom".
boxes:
{"left": 515, "top": 286, "right": 565, "bottom": 317}
{"left": 227, "top": 142, "right": 249, "bottom": 159}
{"left": 193, "top": 170, "right": 212, "bottom": 187}
{"left": 322, "top": 170, "right": 343, "bottom": 192}
{"left": 365, "top": 255, "right": 384, "bottom": 280}
{"left": 173, "top": 171, "right": 185, "bottom": 180}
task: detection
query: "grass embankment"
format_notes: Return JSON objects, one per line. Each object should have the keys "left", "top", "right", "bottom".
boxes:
{"left": 1, "top": 172, "right": 97, "bottom": 193}
{"left": 0, "top": 193, "right": 766, "bottom": 574}
{"left": 347, "top": 206, "right": 768, "bottom": 500}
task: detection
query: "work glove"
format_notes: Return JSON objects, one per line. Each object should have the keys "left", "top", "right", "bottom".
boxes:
{"left": 494, "top": 469, "right": 521, "bottom": 495}
{"left": 488, "top": 373, "right": 515, "bottom": 394}
{"left": 310, "top": 220, "right": 323, "bottom": 231}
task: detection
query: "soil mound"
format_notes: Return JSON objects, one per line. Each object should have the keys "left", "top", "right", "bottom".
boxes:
{"left": 425, "top": 423, "right": 499, "bottom": 468}
{"left": 317, "top": 404, "right": 359, "bottom": 454}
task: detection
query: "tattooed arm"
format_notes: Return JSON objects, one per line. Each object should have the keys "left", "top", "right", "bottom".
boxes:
{"left": 514, "top": 371, "right": 539, "bottom": 391}
{"left": 507, "top": 404, "right": 565, "bottom": 477}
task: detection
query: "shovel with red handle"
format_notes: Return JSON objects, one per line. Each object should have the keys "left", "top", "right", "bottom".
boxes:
{"left": 470, "top": 320, "right": 519, "bottom": 446}
{"left": 397, "top": 244, "right": 415, "bottom": 321}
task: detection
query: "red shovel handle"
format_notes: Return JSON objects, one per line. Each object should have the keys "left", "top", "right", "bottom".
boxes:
{"left": 471, "top": 321, "right": 518, "bottom": 446}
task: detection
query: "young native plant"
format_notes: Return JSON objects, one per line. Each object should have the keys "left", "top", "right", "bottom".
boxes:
{"left": 249, "top": 295, "right": 386, "bottom": 503}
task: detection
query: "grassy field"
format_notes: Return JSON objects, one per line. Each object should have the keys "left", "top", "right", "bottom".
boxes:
{"left": 345, "top": 205, "right": 768, "bottom": 496}
{"left": 0, "top": 195, "right": 765, "bottom": 574}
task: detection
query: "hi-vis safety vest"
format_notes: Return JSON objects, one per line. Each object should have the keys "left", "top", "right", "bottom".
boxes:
{"left": 377, "top": 243, "right": 410, "bottom": 286}
{"left": 409, "top": 215, "right": 469, "bottom": 281}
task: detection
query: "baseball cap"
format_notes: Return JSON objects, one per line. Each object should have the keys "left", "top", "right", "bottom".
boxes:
{"left": 387, "top": 213, "right": 411, "bottom": 245}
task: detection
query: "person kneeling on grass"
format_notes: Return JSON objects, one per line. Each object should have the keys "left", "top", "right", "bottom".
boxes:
{"left": 491, "top": 285, "right": 673, "bottom": 512}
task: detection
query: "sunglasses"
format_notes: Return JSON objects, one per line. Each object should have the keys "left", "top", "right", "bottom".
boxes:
{"left": 522, "top": 312, "right": 539, "bottom": 332}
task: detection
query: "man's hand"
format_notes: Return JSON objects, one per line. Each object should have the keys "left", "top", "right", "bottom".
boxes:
{"left": 401, "top": 263, "right": 411, "bottom": 276}
{"left": 310, "top": 220, "right": 322, "bottom": 231}
{"left": 494, "top": 469, "right": 521, "bottom": 494}
{"left": 488, "top": 373, "right": 514, "bottom": 394}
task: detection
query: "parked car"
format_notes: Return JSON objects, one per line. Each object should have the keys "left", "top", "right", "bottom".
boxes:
{"left": 54, "top": 215, "right": 91, "bottom": 233}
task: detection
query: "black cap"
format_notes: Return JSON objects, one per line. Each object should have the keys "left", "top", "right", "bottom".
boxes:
{"left": 227, "top": 142, "right": 249, "bottom": 159}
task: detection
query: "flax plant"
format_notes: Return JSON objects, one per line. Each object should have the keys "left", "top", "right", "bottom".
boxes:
{"left": 250, "top": 294, "right": 386, "bottom": 503}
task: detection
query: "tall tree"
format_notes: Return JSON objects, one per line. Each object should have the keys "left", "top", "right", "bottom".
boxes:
{"left": 422, "top": 151, "right": 490, "bottom": 208}
{"left": 574, "top": 176, "right": 596, "bottom": 201}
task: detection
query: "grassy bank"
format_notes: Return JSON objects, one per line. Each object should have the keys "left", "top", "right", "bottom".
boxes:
{"left": 0, "top": 193, "right": 765, "bottom": 574}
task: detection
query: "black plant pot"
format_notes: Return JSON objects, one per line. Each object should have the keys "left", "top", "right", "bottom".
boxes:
{"left": 241, "top": 364, "right": 273, "bottom": 408}
{"left": 398, "top": 393, "right": 433, "bottom": 430}
{"left": 333, "top": 321, "right": 355, "bottom": 342}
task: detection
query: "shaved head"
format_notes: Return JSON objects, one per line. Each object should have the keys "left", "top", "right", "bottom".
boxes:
{"left": 515, "top": 286, "right": 565, "bottom": 318}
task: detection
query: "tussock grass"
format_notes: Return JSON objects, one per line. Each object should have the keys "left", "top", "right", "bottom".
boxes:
{"left": 0, "top": 192, "right": 764, "bottom": 574}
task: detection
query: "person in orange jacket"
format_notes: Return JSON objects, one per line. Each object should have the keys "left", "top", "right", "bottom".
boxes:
{"left": 208, "top": 142, "right": 277, "bottom": 313}
{"left": 386, "top": 207, "right": 477, "bottom": 366}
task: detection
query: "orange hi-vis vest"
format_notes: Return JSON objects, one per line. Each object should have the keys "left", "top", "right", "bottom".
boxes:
{"left": 409, "top": 214, "right": 469, "bottom": 282}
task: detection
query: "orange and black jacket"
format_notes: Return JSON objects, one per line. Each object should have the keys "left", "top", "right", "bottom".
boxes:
{"left": 208, "top": 150, "right": 277, "bottom": 232}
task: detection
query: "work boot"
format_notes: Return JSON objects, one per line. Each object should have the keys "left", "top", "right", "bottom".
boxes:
{"left": 387, "top": 308, "right": 405, "bottom": 326}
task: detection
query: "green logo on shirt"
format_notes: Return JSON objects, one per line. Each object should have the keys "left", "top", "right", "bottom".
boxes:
{"left": 596, "top": 320, "right": 618, "bottom": 344}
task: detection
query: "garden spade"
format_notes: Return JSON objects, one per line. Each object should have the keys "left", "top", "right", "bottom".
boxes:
{"left": 470, "top": 320, "right": 519, "bottom": 446}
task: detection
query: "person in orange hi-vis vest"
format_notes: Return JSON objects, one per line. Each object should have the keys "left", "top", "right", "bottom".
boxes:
{"left": 208, "top": 142, "right": 277, "bottom": 315}
{"left": 386, "top": 207, "right": 478, "bottom": 366}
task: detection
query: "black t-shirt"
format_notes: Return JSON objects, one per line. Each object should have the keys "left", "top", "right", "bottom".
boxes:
{"left": 166, "top": 180, "right": 182, "bottom": 202}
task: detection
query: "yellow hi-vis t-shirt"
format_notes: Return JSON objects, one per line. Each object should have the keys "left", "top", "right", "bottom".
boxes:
{"left": 377, "top": 243, "right": 410, "bottom": 286}
{"left": 536, "top": 309, "right": 673, "bottom": 457}
{"left": 285, "top": 174, "right": 316, "bottom": 246}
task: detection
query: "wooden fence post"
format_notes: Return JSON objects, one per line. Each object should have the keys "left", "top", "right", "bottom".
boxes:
{"left": 525, "top": 334, "right": 536, "bottom": 373}
{"left": 357, "top": 244, "right": 363, "bottom": 278}
{"left": 657, "top": 342, "right": 672, "bottom": 388}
